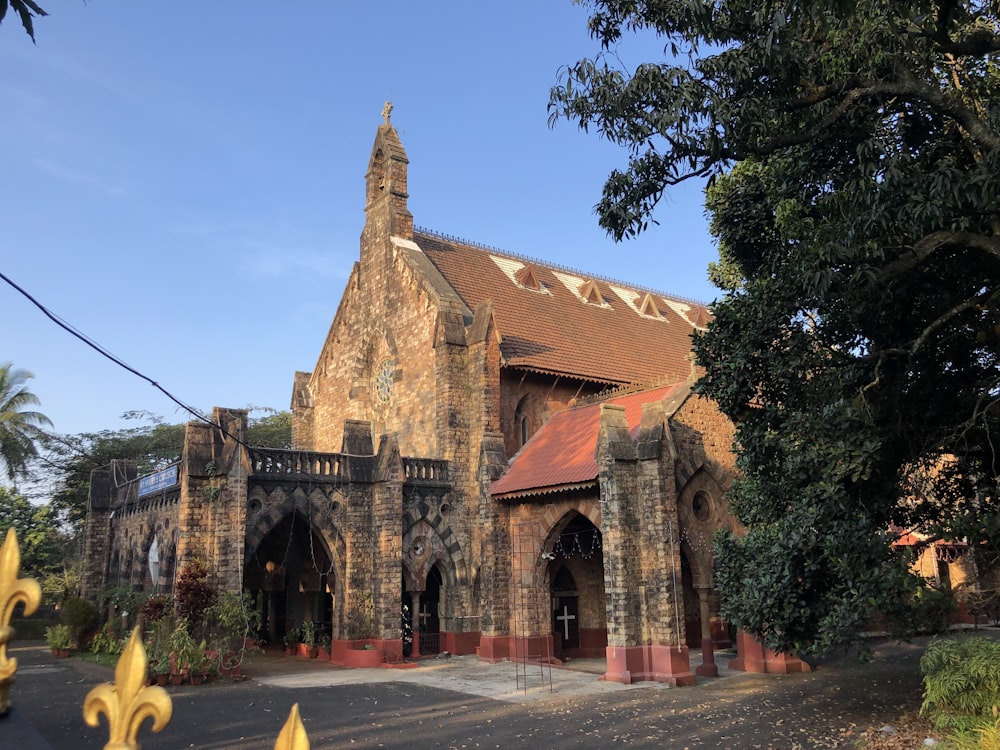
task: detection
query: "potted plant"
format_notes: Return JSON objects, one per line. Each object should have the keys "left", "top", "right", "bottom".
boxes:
{"left": 45, "top": 624, "right": 73, "bottom": 657}
{"left": 317, "top": 632, "right": 332, "bottom": 661}
{"left": 299, "top": 620, "right": 318, "bottom": 658}
{"left": 168, "top": 618, "right": 200, "bottom": 685}
{"left": 188, "top": 640, "right": 211, "bottom": 685}
{"left": 340, "top": 593, "right": 383, "bottom": 667}
{"left": 283, "top": 625, "right": 300, "bottom": 656}
{"left": 147, "top": 644, "right": 170, "bottom": 686}
{"left": 145, "top": 616, "right": 173, "bottom": 686}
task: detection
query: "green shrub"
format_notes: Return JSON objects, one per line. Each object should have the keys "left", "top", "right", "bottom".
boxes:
{"left": 60, "top": 596, "right": 97, "bottom": 646}
{"left": 101, "top": 583, "right": 139, "bottom": 622}
{"left": 921, "top": 636, "right": 1000, "bottom": 734}
{"left": 912, "top": 584, "right": 956, "bottom": 634}
{"left": 90, "top": 623, "right": 124, "bottom": 656}
{"left": 204, "top": 591, "right": 260, "bottom": 655}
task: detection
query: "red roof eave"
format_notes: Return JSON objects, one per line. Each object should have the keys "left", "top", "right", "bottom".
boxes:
{"left": 492, "top": 481, "right": 598, "bottom": 502}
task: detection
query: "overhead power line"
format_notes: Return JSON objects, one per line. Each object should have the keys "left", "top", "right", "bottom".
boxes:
{"left": 0, "top": 269, "right": 218, "bottom": 432}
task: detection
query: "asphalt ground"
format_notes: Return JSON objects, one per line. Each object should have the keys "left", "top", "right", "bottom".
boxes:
{"left": 2, "top": 636, "right": 949, "bottom": 749}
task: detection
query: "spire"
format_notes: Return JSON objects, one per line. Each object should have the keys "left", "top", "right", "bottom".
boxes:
{"left": 365, "top": 101, "right": 412, "bottom": 239}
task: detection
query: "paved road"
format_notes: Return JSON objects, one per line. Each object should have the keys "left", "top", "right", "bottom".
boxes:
{"left": 5, "top": 637, "right": 939, "bottom": 749}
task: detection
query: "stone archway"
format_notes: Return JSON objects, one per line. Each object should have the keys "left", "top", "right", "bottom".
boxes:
{"left": 244, "top": 511, "right": 335, "bottom": 646}
{"left": 541, "top": 510, "right": 607, "bottom": 660}
{"left": 402, "top": 516, "right": 461, "bottom": 656}
{"left": 676, "top": 465, "right": 738, "bottom": 675}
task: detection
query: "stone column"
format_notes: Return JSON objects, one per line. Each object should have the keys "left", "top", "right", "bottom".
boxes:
{"left": 599, "top": 404, "right": 694, "bottom": 686}
{"left": 695, "top": 587, "right": 718, "bottom": 677}
{"left": 373, "top": 433, "right": 404, "bottom": 663}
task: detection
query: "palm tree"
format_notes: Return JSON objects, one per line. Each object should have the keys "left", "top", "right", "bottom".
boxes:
{"left": 0, "top": 362, "right": 52, "bottom": 482}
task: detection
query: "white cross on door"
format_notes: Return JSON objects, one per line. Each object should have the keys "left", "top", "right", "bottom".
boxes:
{"left": 556, "top": 605, "right": 576, "bottom": 640}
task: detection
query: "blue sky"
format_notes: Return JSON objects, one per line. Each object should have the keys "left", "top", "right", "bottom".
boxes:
{"left": 1, "top": 1, "right": 719, "bottom": 439}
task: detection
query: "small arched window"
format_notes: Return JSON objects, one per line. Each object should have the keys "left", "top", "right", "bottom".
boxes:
{"left": 515, "top": 395, "right": 531, "bottom": 449}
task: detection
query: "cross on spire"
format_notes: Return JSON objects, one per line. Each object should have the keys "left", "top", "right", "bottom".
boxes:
{"left": 382, "top": 101, "right": 393, "bottom": 125}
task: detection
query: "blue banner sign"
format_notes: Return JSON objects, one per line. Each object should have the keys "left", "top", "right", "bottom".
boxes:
{"left": 138, "top": 465, "right": 179, "bottom": 497}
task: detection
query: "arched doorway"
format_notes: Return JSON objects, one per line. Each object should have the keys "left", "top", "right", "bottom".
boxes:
{"left": 551, "top": 566, "right": 580, "bottom": 651}
{"left": 417, "top": 565, "right": 442, "bottom": 655}
{"left": 544, "top": 512, "right": 606, "bottom": 660}
{"left": 244, "top": 512, "right": 334, "bottom": 646}
{"left": 681, "top": 550, "right": 702, "bottom": 648}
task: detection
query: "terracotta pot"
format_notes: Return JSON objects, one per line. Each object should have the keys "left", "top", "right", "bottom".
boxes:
{"left": 169, "top": 673, "right": 185, "bottom": 686}
{"left": 52, "top": 648, "right": 72, "bottom": 658}
{"left": 189, "top": 673, "right": 206, "bottom": 685}
{"left": 155, "top": 674, "right": 169, "bottom": 686}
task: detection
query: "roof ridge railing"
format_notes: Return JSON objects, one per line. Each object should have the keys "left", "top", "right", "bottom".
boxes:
{"left": 414, "top": 225, "right": 709, "bottom": 307}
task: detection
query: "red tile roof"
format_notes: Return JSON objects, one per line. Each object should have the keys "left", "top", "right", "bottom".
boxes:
{"left": 490, "top": 384, "right": 683, "bottom": 498}
{"left": 415, "top": 229, "right": 710, "bottom": 385}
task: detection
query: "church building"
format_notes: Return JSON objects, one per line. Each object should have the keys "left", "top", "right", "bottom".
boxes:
{"left": 82, "top": 106, "right": 742, "bottom": 684}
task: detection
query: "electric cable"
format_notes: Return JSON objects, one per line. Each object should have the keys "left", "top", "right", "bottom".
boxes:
{"left": 1, "top": 269, "right": 216, "bottom": 432}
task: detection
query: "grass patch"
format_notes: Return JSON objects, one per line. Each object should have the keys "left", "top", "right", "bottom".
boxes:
{"left": 74, "top": 650, "right": 119, "bottom": 668}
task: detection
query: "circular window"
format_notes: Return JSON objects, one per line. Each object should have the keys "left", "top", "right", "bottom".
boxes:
{"left": 374, "top": 359, "right": 394, "bottom": 404}
{"left": 692, "top": 491, "right": 712, "bottom": 522}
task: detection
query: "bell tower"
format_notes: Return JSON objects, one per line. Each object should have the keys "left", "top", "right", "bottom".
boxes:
{"left": 364, "top": 102, "right": 413, "bottom": 241}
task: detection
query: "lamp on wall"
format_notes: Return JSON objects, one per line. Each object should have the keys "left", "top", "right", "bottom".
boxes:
{"left": 265, "top": 561, "right": 276, "bottom": 574}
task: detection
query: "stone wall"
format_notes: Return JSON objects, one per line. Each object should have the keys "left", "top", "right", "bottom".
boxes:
{"left": 81, "top": 460, "right": 180, "bottom": 601}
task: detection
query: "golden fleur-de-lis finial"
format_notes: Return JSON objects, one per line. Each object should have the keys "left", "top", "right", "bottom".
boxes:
{"left": 275, "top": 703, "right": 310, "bottom": 750}
{"left": 0, "top": 527, "right": 42, "bottom": 715}
{"left": 83, "top": 626, "right": 173, "bottom": 750}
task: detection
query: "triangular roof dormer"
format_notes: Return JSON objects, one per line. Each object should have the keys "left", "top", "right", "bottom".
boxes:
{"left": 578, "top": 279, "right": 605, "bottom": 305}
{"left": 689, "top": 307, "right": 710, "bottom": 329}
{"left": 639, "top": 293, "right": 662, "bottom": 319}
{"left": 514, "top": 264, "right": 542, "bottom": 291}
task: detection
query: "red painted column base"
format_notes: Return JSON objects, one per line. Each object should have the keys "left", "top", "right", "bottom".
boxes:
{"left": 728, "top": 630, "right": 811, "bottom": 674}
{"left": 440, "top": 630, "right": 481, "bottom": 656}
{"left": 477, "top": 635, "right": 510, "bottom": 663}
{"left": 695, "top": 637, "right": 719, "bottom": 678}
{"left": 603, "top": 644, "right": 696, "bottom": 686}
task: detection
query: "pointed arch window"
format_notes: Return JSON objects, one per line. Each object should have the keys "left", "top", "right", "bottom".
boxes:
{"left": 515, "top": 394, "right": 533, "bottom": 449}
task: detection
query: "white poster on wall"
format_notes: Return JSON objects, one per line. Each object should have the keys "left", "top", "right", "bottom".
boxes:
{"left": 148, "top": 538, "right": 160, "bottom": 589}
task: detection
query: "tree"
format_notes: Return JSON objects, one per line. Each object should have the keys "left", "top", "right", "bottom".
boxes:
{"left": 45, "top": 417, "right": 186, "bottom": 526}
{"left": 551, "top": 1, "right": 1000, "bottom": 655}
{"left": 0, "top": 0, "right": 47, "bottom": 42}
{"left": 245, "top": 408, "right": 293, "bottom": 450}
{"left": 44, "top": 408, "right": 293, "bottom": 526}
{"left": 0, "top": 362, "right": 52, "bottom": 483}
{"left": 0, "top": 486, "right": 76, "bottom": 602}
